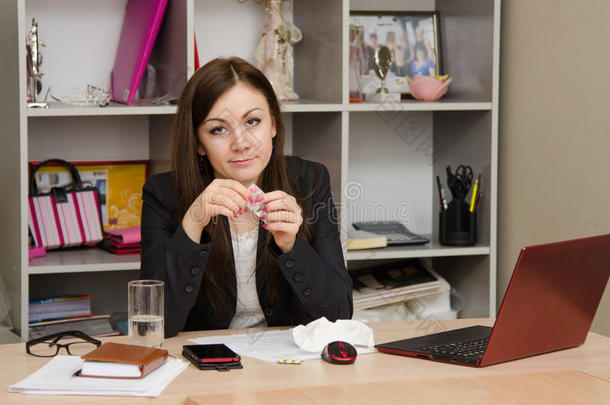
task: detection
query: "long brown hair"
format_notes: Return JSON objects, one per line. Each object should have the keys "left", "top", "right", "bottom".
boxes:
{"left": 170, "top": 56, "right": 312, "bottom": 317}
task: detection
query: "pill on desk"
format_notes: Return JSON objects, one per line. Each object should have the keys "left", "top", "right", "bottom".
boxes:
{"left": 277, "top": 358, "right": 301, "bottom": 365}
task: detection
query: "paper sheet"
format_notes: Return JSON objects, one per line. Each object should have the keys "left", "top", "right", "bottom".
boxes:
{"left": 188, "top": 329, "right": 375, "bottom": 363}
{"left": 8, "top": 356, "right": 188, "bottom": 397}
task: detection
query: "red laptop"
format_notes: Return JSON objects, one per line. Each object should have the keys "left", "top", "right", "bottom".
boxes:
{"left": 375, "top": 234, "right": 610, "bottom": 367}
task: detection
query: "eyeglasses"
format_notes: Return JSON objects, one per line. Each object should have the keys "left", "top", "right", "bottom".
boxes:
{"left": 26, "top": 330, "right": 102, "bottom": 357}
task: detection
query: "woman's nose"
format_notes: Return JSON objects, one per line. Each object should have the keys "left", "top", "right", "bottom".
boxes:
{"left": 232, "top": 124, "right": 254, "bottom": 150}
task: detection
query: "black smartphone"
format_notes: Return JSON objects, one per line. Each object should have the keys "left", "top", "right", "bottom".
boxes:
{"left": 182, "top": 344, "right": 242, "bottom": 370}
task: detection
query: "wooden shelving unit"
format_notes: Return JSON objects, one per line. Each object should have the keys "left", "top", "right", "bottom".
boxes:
{"left": 0, "top": 0, "right": 500, "bottom": 340}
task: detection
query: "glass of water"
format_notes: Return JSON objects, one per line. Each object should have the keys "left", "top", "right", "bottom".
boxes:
{"left": 128, "top": 280, "right": 164, "bottom": 348}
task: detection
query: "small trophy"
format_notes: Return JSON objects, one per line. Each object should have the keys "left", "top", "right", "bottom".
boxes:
{"left": 26, "top": 18, "right": 48, "bottom": 108}
{"left": 374, "top": 45, "right": 392, "bottom": 94}
{"left": 367, "top": 45, "right": 400, "bottom": 102}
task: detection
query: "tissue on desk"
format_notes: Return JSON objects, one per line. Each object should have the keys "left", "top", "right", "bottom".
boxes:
{"left": 292, "top": 317, "right": 375, "bottom": 352}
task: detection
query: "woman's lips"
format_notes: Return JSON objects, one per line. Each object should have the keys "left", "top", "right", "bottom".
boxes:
{"left": 232, "top": 158, "right": 253, "bottom": 165}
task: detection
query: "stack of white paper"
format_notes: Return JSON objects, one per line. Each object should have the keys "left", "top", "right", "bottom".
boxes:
{"left": 8, "top": 356, "right": 188, "bottom": 397}
{"left": 189, "top": 328, "right": 375, "bottom": 363}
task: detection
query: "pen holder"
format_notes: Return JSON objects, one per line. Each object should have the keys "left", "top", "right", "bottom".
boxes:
{"left": 439, "top": 198, "right": 477, "bottom": 246}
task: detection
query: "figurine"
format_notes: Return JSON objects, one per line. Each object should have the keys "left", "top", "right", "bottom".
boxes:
{"left": 349, "top": 25, "right": 364, "bottom": 102}
{"left": 26, "top": 18, "right": 47, "bottom": 108}
{"left": 254, "top": 0, "right": 302, "bottom": 101}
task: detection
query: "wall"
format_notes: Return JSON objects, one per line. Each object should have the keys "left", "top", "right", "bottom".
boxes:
{"left": 499, "top": 0, "right": 610, "bottom": 336}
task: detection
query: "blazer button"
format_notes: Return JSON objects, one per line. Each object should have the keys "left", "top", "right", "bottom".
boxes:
{"left": 198, "top": 250, "right": 207, "bottom": 258}
{"left": 264, "top": 307, "right": 274, "bottom": 317}
{"left": 303, "top": 288, "right": 311, "bottom": 297}
{"left": 191, "top": 267, "right": 200, "bottom": 276}
{"left": 285, "top": 259, "right": 295, "bottom": 268}
{"left": 185, "top": 284, "right": 194, "bottom": 294}
{"left": 293, "top": 272, "right": 303, "bottom": 282}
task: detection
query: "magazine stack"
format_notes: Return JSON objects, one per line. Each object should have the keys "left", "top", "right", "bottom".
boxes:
{"left": 350, "top": 260, "right": 456, "bottom": 322}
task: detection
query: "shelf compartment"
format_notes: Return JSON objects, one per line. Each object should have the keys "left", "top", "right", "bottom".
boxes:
{"left": 348, "top": 0, "right": 496, "bottom": 103}
{"left": 25, "top": 0, "right": 187, "bottom": 111}
{"left": 29, "top": 248, "right": 140, "bottom": 274}
{"left": 194, "top": 0, "right": 343, "bottom": 104}
{"left": 345, "top": 242, "right": 490, "bottom": 261}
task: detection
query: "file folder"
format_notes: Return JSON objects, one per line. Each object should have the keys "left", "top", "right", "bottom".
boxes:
{"left": 110, "top": 0, "right": 168, "bottom": 105}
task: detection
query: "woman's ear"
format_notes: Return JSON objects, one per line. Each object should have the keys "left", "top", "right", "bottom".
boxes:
{"left": 197, "top": 144, "right": 206, "bottom": 156}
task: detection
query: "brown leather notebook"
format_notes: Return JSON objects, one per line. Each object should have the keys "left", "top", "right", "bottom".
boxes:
{"left": 79, "top": 342, "right": 168, "bottom": 378}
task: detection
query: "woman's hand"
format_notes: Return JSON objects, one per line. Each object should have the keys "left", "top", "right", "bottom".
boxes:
{"left": 261, "top": 191, "right": 303, "bottom": 253}
{"left": 182, "top": 179, "right": 250, "bottom": 243}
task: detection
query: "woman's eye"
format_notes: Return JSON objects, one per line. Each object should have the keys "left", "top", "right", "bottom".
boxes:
{"left": 210, "top": 126, "right": 227, "bottom": 135}
{"left": 245, "top": 118, "right": 261, "bottom": 127}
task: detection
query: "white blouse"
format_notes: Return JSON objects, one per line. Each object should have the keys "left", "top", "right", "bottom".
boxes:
{"left": 228, "top": 226, "right": 267, "bottom": 329}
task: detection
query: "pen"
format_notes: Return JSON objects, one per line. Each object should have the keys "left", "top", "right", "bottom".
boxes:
{"left": 469, "top": 174, "right": 481, "bottom": 212}
{"left": 436, "top": 176, "right": 446, "bottom": 213}
{"left": 474, "top": 191, "right": 483, "bottom": 212}
{"left": 440, "top": 184, "right": 448, "bottom": 211}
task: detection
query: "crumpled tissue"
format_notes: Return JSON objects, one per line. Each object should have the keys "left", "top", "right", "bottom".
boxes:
{"left": 292, "top": 317, "right": 375, "bottom": 352}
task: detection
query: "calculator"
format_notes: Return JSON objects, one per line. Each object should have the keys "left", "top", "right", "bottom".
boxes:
{"left": 352, "top": 221, "right": 430, "bottom": 246}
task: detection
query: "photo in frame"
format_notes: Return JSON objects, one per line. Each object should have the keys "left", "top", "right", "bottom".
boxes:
{"left": 349, "top": 11, "right": 441, "bottom": 98}
{"left": 30, "top": 160, "right": 148, "bottom": 230}
{"left": 349, "top": 24, "right": 365, "bottom": 102}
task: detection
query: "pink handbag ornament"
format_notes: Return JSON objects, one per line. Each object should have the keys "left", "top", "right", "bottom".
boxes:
{"left": 28, "top": 159, "right": 104, "bottom": 250}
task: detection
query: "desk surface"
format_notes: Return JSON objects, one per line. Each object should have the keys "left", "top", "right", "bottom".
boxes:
{"left": 2, "top": 319, "right": 609, "bottom": 404}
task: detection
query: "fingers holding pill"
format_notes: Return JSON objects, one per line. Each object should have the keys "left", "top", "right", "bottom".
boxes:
{"left": 185, "top": 179, "right": 250, "bottom": 228}
{"left": 258, "top": 189, "right": 303, "bottom": 253}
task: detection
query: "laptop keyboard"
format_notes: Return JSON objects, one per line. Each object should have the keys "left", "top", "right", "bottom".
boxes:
{"left": 422, "top": 338, "right": 489, "bottom": 358}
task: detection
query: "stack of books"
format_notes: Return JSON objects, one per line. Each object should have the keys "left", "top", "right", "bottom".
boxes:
{"left": 350, "top": 260, "right": 450, "bottom": 311}
{"left": 28, "top": 295, "right": 118, "bottom": 338}
{"left": 101, "top": 226, "right": 141, "bottom": 255}
{"left": 29, "top": 295, "right": 94, "bottom": 323}
{"left": 346, "top": 227, "right": 387, "bottom": 250}
{"left": 29, "top": 315, "right": 119, "bottom": 339}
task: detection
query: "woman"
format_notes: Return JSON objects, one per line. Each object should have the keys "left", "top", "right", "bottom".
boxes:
{"left": 410, "top": 42, "right": 436, "bottom": 76}
{"left": 140, "top": 57, "right": 352, "bottom": 337}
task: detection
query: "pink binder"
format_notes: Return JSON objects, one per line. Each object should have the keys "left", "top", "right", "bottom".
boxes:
{"left": 110, "top": 0, "right": 168, "bottom": 105}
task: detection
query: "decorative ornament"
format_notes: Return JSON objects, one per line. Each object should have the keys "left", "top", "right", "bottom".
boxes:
{"left": 254, "top": 0, "right": 302, "bottom": 101}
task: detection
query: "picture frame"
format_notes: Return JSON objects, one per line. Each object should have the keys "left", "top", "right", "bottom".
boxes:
{"left": 29, "top": 160, "right": 148, "bottom": 231}
{"left": 349, "top": 11, "right": 441, "bottom": 98}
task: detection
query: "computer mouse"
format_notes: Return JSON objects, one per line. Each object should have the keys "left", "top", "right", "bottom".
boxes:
{"left": 321, "top": 341, "right": 357, "bottom": 364}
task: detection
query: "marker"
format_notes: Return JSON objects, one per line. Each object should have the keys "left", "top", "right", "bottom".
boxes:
{"left": 469, "top": 174, "right": 481, "bottom": 212}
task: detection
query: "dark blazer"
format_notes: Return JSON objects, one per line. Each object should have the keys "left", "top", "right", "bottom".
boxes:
{"left": 140, "top": 157, "right": 353, "bottom": 337}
